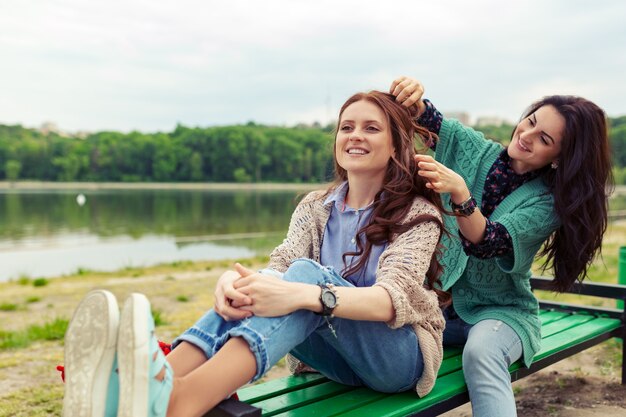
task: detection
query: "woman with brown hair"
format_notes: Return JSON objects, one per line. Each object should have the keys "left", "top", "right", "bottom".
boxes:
{"left": 390, "top": 76, "right": 613, "bottom": 417}
{"left": 62, "top": 91, "right": 450, "bottom": 417}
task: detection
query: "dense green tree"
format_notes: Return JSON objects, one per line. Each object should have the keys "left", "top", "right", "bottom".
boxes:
{"left": 0, "top": 117, "right": 623, "bottom": 183}
{"left": 610, "top": 125, "right": 626, "bottom": 167}
{"left": 5, "top": 160, "right": 22, "bottom": 180}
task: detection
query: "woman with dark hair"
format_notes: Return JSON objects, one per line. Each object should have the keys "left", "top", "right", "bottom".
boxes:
{"left": 62, "top": 91, "right": 450, "bottom": 417}
{"left": 390, "top": 76, "right": 613, "bottom": 417}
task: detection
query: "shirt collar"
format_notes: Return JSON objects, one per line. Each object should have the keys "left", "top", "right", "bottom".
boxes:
{"left": 323, "top": 181, "right": 349, "bottom": 210}
{"left": 323, "top": 181, "right": 379, "bottom": 213}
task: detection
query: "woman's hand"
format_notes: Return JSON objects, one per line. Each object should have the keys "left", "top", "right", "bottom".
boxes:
{"left": 389, "top": 76, "right": 425, "bottom": 112}
{"left": 415, "top": 154, "right": 471, "bottom": 202}
{"left": 232, "top": 264, "right": 316, "bottom": 317}
{"left": 214, "top": 269, "right": 253, "bottom": 321}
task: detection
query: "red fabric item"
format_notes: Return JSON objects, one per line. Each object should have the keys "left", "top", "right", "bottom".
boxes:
{"left": 57, "top": 341, "right": 173, "bottom": 383}
{"left": 56, "top": 365, "right": 65, "bottom": 382}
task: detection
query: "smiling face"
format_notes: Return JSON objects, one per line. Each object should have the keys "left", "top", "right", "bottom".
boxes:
{"left": 335, "top": 99, "right": 395, "bottom": 183}
{"left": 508, "top": 104, "right": 565, "bottom": 174}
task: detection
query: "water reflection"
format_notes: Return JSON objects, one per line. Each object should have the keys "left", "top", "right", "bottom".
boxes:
{"left": 1, "top": 189, "right": 624, "bottom": 281}
{"left": 0, "top": 189, "right": 300, "bottom": 280}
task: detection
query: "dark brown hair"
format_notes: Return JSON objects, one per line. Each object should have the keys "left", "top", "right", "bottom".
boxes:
{"left": 332, "top": 91, "right": 449, "bottom": 305}
{"left": 521, "top": 95, "right": 613, "bottom": 292}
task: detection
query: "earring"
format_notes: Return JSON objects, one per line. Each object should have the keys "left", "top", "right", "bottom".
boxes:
{"left": 551, "top": 161, "right": 559, "bottom": 169}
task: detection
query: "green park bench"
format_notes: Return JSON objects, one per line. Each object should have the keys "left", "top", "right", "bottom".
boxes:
{"left": 206, "top": 276, "right": 626, "bottom": 417}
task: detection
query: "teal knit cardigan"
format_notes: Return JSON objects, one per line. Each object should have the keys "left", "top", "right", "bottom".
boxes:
{"left": 436, "top": 119, "right": 561, "bottom": 366}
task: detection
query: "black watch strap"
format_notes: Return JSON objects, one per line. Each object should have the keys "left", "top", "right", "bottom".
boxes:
{"left": 450, "top": 195, "right": 477, "bottom": 217}
{"left": 317, "top": 283, "right": 338, "bottom": 317}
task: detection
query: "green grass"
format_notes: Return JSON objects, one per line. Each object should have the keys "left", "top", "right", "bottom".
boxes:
{"left": 170, "top": 260, "right": 193, "bottom": 268}
{"left": 32, "top": 278, "right": 49, "bottom": 287}
{"left": 25, "top": 296, "right": 41, "bottom": 303}
{"left": 152, "top": 309, "right": 166, "bottom": 327}
{"left": 176, "top": 295, "right": 190, "bottom": 302}
{"left": 17, "top": 276, "right": 31, "bottom": 285}
{"left": 0, "top": 303, "right": 19, "bottom": 311}
{"left": 0, "top": 383, "right": 63, "bottom": 417}
{"left": 0, "top": 318, "right": 68, "bottom": 350}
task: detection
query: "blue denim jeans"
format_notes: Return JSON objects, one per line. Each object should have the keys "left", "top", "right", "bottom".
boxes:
{"left": 443, "top": 306, "right": 523, "bottom": 417}
{"left": 173, "top": 259, "right": 423, "bottom": 393}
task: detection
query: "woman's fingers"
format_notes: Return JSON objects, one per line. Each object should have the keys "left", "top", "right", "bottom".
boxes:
{"left": 234, "top": 262, "right": 255, "bottom": 277}
{"left": 219, "top": 304, "right": 252, "bottom": 321}
{"left": 225, "top": 287, "right": 251, "bottom": 305}
{"left": 417, "top": 160, "right": 438, "bottom": 170}
{"left": 389, "top": 76, "right": 408, "bottom": 95}
{"left": 425, "top": 181, "right": 443, "bottom": 190}
{"left": 417, "top": 170, "right": 439, "bottom": 180}
{"left": 389, "top": 76, "right": 424, "bottom": 106}
{"left": 414, "top": 154, "right": 435, "bottom": 163}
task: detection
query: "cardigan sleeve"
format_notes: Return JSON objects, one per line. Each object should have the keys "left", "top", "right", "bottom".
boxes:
{"left": 373, "top": 201, "right": 443, "bottom": 329}
{"left": 460, "top": 219, "right": 514, "bottom": 258}
{"left": 495, "top": 193, "right": 560, "bottom": 275}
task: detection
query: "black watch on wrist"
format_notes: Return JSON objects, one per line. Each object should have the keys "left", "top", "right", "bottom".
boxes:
{"left": 450, "top": 195, "right": 477, "bottom": 217}
{"left": 317, "top": 283, "right": 338, "bottom": 317}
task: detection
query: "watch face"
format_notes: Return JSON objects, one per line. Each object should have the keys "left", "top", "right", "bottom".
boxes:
{"left": 322, "top": 290, "right": 337, "bottom": 308}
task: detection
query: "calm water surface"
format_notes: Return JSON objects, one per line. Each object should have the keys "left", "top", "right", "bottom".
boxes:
{"left": 1, "top": 188, "right": 625, "bottom": 281}
{"left": 0, "top": 189, "right": 301, "bottom": 280}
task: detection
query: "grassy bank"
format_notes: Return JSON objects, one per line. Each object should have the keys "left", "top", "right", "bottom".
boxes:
{"left": 0, "top": 256, "right": 271, "bottom": 417}
{"left": 0, "top": 223, "right": 624, "bottom": 416}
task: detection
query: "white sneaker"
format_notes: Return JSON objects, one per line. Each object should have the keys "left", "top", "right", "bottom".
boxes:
{"left": 62, "top": 290, "right": 120, "bottom": 417}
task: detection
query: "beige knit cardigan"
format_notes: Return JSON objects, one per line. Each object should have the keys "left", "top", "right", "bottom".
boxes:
{"left": 267, "top": 190, "right": 445, "bottom": 397}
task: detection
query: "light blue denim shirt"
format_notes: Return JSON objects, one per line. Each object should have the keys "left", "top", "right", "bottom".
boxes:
{"left": 319, "top": 182, "right": 387, "bottom": 287}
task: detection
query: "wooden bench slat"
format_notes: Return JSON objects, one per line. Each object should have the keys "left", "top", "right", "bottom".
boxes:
{"left": 437, "top": 353, "right": 462, "bottom": 377}
{"left": 251, "top": 381, "right": 355, "bottom": 416}
{"left": 238, "top": 374, "right": 326, "bottom": 403}
{"left": 540, "top": 313, "right": 596, "bottom": 337}
{"left": 507, "top": 316, "right": 622, "bottom": 373}
{"left": 538, "top": 310, "right": 569, "bottom": 325}
{"left": 272, "top": 388, "right": 388, "bottom": 417}
{"left": 334, "top": 370, "right": 467, "bottom": 417}
{"left": 534, "top": 317, "right": 621, "bottom": 361}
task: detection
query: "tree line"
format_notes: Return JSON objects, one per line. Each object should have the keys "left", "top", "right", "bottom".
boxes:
{"left": 1, "top": 117, "right": 625, "bottom": 183}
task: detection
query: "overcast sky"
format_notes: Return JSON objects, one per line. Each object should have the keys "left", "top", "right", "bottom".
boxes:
{"left": 1, "top": 0, "right": 625, "bottom": 133}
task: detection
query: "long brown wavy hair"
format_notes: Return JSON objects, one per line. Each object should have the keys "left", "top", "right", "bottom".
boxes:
{"left": 332, "top": 91, "right": 450, "bottom": 305}
{"left": 521, "top": 96, "right": 613, "bottom": 292}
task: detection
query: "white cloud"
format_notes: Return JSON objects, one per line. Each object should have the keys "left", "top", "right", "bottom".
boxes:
{"left": 0, "top": 0, "right": 625, "bottom": 131}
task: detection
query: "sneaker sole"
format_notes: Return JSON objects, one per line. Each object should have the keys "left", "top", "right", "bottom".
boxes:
{"left": 63, "top": 290, "right": 119, "bottom": 417}
{"left": 117, "top": 293, "right": 151, "bottom": 417}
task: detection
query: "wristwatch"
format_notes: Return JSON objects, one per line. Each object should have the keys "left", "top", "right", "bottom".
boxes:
{"left": 450, "top": 195, "right": 477, "bottom": 217}
{"left": 317, "top": 283, "right": 338, "bottom": 317}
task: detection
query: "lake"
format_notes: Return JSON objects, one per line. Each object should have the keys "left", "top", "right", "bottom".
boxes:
{"left": 1, "top": 186, "right": 625, "bottom": 281}
{"left": 0, "top": 188, "right": 305, "bottom": 281}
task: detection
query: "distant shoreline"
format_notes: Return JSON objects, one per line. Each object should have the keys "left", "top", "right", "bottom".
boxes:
{"left": 0, "top": 181, "right": 326, "bottom": 191}
{"left": 1, "top": 181, "right": 624, "bottom": 195}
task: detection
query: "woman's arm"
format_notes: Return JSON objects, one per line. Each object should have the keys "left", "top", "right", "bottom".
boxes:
{"left": 232, "top": 264, "right": 395, "bottom": 321}
{"left": 415, "top": 154, "right": 488, "bottom": 244}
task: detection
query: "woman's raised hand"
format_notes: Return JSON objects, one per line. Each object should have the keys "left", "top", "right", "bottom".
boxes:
{"left": 389, "top": 76, "right": 425, "bottom": 110}
{"left": 415, "top": 154, "right": 470, "bottom": 201}
{"left": 214, "top": 269, "right": 253, "bottom": 321}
